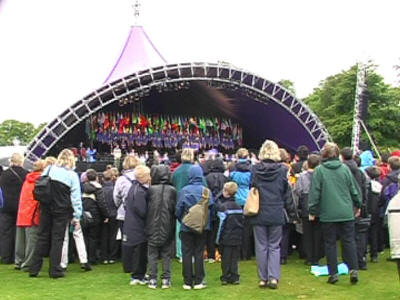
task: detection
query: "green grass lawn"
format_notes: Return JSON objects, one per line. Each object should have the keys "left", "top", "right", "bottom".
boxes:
{"left": 0, "top": 251, "right": 399, "bottom": 300}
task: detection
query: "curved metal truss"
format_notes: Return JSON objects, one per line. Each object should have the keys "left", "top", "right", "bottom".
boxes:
{"left": 25, "top": 62, "right": 331, "bottom": 165}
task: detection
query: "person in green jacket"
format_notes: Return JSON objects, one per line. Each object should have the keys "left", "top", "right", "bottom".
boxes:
{"left": 309, "top": 142, "right": 362, "bottom": 285}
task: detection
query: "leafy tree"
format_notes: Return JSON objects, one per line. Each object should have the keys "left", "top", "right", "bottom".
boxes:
{"left": 304, "top": 64, "right": 400, "bottom": 149}
{"left": 0, "top": 120, "right": 46, "bottom": 146}
{"left": 278, "top": 79, "right": 296, "bottom": 95}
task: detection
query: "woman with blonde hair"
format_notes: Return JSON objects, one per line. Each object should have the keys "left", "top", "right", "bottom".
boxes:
{"left": 0, "top": 152, "right": 28, "bottom": 264}
{"left": 15, "top": 159, "right": 46, "bottom": 270}
{"left": 249, "top": 140, "right": 289, "bottom": 289}
{"left": 123, "top": 165, "right": 151, "bottom": 285}
{"left": 113, "top": 154, "right": 141, "bottom": 270}
{"left": 29, "top": 149, "right": 82, "bottom": 278}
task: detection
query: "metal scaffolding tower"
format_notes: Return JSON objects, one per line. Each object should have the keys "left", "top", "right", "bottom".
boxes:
{"left": 351, "top": 62, "right": 367, "bottom": 154}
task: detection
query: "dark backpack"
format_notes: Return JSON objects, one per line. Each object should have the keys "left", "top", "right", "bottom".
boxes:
{"left": 182, "top": 187, "right": 211, "bottom": 234}
{"left": 33, "top": 167, "right": 52, "bottom": 205}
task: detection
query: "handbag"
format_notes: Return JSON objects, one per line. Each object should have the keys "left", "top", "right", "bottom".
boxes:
{"left": 244, "top": 187, "right": 259, "bottom": 216}
{"left": 182, "top": 187, "right": 210, "bottom": 234}
{"left": 33, "top": 167, "right": 52, "bottom": 205}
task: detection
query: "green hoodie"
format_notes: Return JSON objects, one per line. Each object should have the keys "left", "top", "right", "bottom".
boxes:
{"left": 308, "top": 159, "right": 361, "bottom": 222}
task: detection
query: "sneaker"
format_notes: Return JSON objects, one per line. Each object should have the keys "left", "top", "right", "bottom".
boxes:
{"left": 208, "top": 258, "right": 215, "bottom": 264}
{"left": 130, "top": 278, "right": 147, "bottom": 286}
{"left": 103, "top": 260, "right": 109, "bottom": 264}
{"left": 327, "top": 274, "right": 339, "bottom": 284}
{"left": 259, "top": 280, "right": 267, "bottom": 288}
{"left": 221, "top": 280, "right": 228, "bottom": 285}
{"left": 148, "top": 279, "right": 157, "bottom": 289}
{"left": 232, "top": 280, "right": 240, "bottom": 285}
{"left": 81, "top": 263, "right": 92, "bottom": 272}
{"left": 350, "top": 270, "right": 359, "bottom": 284}
{"left": 182, "top": 284, "right": 192, "bottom": 290}
{"left": 371, "top": 257, "right": 378, "bottom": 263}
{"left": 108, "top": 260, "right": 116, "bottom": 264}
{"left": 193, "top": 283, "right": 207, "bottom": 290}
{"left": 161, "top": 279, "right": 171, "bottom": 289}
{"left": 267, "top": 278, "right": 278, "bottom": 289}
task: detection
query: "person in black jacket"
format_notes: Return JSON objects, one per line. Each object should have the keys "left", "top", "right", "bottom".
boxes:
{"left": 81, "top": 169, "right": 110, "bottom": 265}
{"left": 0, "top": 153, "right": 28, "bottom": 264}
{"left": 122, "top": 165, "right": 150, "bottom": 286}
{"left": 205, "top": 158, "right": 227, "bottom": 263}
{"left": 294, "top": 154, "right": 322, "bottom": 266}
{"left": 145, "top": 165, "right": 177, "bottom": 289}
{"left": 216, "top": 182, "right": 244, "bottom": 285}
{"left": 365, "top": 166, "right": 382, "bottom": 262}
{"left": 100, "top": 169, "right": 119, "bottom": 264}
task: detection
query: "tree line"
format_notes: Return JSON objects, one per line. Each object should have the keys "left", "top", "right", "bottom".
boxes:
{"left": 0, "top": 120, "right": 46, "bottom": 146}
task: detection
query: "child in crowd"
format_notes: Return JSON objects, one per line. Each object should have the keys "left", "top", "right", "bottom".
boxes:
{"left": 295, "top": 154, "right": 323, "bottom": 266}
{"left": 122, "top": 165, "right": 151, "bottom": 285}
{"left": 365, "top": 166, "right": 382, "bottom": 262}
{"left": 100, "top": 169, "right": 119, "bottom": 264}
{"left": 216, "top": 182, "right": 244, "bottom": 285}
{"left": 81, "top": 169, "right": 110, "bottom": 265}
{"left": 145, "top": 164, "right": 177, "bottom": 289}
{"left": 176, "top": 165, "right": 213, "bottom": 290}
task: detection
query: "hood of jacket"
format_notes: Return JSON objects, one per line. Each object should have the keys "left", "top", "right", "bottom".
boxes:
{"left": 322, "top": 158, "right": 342, "bottom": 170}
{"left": 83, "top": 181, "right": 101, "bottom": 194}
{"left": 360, "top": 150, "right": 375, "bottom": 168}
{"left": 25, "top": 171, "right": 42, "bottom": 184}
{"left": 151, "top": 164, "right": 170, "bottom": 185}
{"left": 235, "top": 159, "right": 252, "bottom": 172}
{"left": 209, "top": 159, "right": 225, "bottom": 173}
{"left": 253, "top": 160, "right": 283, "bottom": 182}
{"left": 188, "top": 165, "right": 204, "bottom": 185}
{"left": 387, "top": 169, "right": 400, "bottom": 184}
{"left": 343, "top": 160, "right": 359, "bottom": 175}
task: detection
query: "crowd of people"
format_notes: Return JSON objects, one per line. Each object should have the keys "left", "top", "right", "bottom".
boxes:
{"left": 0, "top": 141, "right": 399, "bottom": 290}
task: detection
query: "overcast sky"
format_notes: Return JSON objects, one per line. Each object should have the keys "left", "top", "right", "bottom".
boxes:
{"left": 0, "top": 0, "right": 399, "bottom": 126}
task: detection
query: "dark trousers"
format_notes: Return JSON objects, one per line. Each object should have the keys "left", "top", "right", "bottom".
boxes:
{"left": 377, "top": 217, "right": 386, "bottom": 252}
{"left": 369, "top": 220, "right": 379, "bottom": 259}
{"left": 220, "top": 245, "right": 240, "bottom": 283}
{"left": 29, "top": 207, "right": 71, "bottom": 277}
{"left": 321, "top": 221, "right": 358, "bottom": 276}
{"left": 302, "top": 218, "right": 323, "bottom": 264}
{"left": 241, "top": 216, "right": 253, "bottom": 260}
{"left": 100, "top": 218, "right": 119, "bottom": 261}
{"left": 355, "top": 230, "right": 368, "bottom": 268}
{"left": 0, "top": 212, "right": 16, "bottom": 264}
{"left": 180, "top": 231, "right": 206, "bottom": 286}
{"left": 83, "top": 223, "right": 101, "bottom": 264}
{"left": 206, "top": 221, "right": 218, "bottom": 259}
{"left": 122, "top": 242, "right": 147, "bottom": 279}
{"left": 147, "top": 241, "right": 173, "bottom": 281}
{"left": 280, "top": 224, "right": 289, "bottom": 259}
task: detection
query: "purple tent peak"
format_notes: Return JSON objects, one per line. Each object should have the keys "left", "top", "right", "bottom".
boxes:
{"left": 104, "top": 26, "right": 167, "bottom": 84}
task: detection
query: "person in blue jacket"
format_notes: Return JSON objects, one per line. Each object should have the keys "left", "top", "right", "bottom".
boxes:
{"left": 176, "top": 165, "right": 213, "bottom": 290}
{"left": 29, "top": 149, "right": 82, "bottom": 278}
{"left": 230, "top": 148, "right": 252, "bottom": 260}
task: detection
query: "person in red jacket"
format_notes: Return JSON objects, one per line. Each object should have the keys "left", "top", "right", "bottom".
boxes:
{"left": 14, "top": 159, "right": 46, "bottom": 271}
